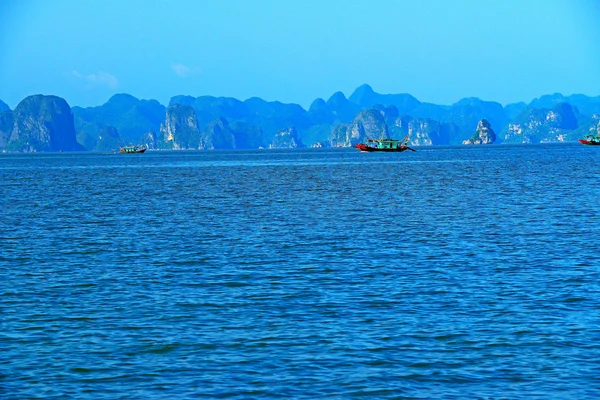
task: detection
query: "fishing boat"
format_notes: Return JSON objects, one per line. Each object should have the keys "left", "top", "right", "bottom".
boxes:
{"left": 578, "top": 134, "right": 600, "bottom": 146}
{"left": 355, "top": 136, "right": 415, "bottom": 152}
{"left": 119, "top": 145, "right": 147, "bottom": 154}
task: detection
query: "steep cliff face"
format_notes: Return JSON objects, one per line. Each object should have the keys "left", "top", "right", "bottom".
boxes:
{"left": 5, "top": 95, "right": 81, "bottom": 152}
{"left": 329, "top": 106, "right": 463, "bottom": 148}
{"left": 340, "top": 106, "right": 454, "bottom": 146}
{"left": 402, "top": 118, "right": 439, "bottom": 146}
{"left": 463, "top": 119, "right": 496, "bottom": 144}
{"left": 269, "top": 127, "right": 304, "bottom": 148}
{"left": 169, "top": 95, "right": 311, "bottom": 147}
{"left": 329, "top": 109, "right": 388, "bottom": 147}
{"left": 140, "top": 131, "right": 158, "bottom": 150}
{"left": 159, "top": 104, "right": 201, "bottom": 149}
{"left": 391, "top": 116, "right": 457, "bottom": 146}
{"left": 0, "top": 111, "right": 14, "bottom": 149}
{"left": 199, "top": 117, "right": 236, "bottom": 150}
{"left": 502, "top": 103, "right": 578, "bottom": 143}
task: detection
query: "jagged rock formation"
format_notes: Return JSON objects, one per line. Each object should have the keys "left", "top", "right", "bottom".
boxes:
{"left": 140, "top": 131, "right": 158, "bottom": 150}
{"left": 270, "top": 127, "right": 304, "bottom": 148}
{"left": 2, "top": 95, "right": 82, "bottom": 152}
{"left": 330, "top": 109, "right": 388, "bottom": 147}
{"left": 463, "top": 119, "right": 496, "bottom": 144}
{"left": 161, "top": 88, "right": 600, "bottom": 147}
{"left": 311, "top": 141, "right": 330, "bottom": 148}
{"left": 502, "top": 103, "right": 578, "bottom": 143}
{"left": 5, "top": 86, "right": 600, "bottom": 151}
{"left": 159, "top": 104, "right": 201, "bottom": 149}
{"left": 394, "top": 116, "right": 458, "bottom": 146}
{"left": 199, "top": 118, "right": 236, "bottom": 150}
{"left": 139, "top": 115, "right": 252, "bottom": 151}
{"left": 169, "top": 95, "right": 311, "bottom": 146}
{"left": 329, "top": 105, "right": 459, "bottom": 148}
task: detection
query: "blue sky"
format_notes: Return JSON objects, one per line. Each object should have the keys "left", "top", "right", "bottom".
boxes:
{"left": 1, "top": 0, "right": 599, "bottom": 109}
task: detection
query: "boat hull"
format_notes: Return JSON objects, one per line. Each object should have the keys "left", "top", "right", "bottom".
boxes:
{"left": 355, "top": 143, "right": 411, "bottom": 152}
{"left": 579, "top": 139, "right": 600, "bottom": 146}
{"left": 119, "top": 148, "right": 147, "bottom": 154}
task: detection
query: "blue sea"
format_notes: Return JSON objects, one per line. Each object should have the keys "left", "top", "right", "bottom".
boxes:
{"left": 2, "top": 144, "right": 600, "bottom": 399}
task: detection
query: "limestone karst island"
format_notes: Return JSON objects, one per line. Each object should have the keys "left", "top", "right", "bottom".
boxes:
{"left": 1, "top": 84, "right": 599, "bottom": 153}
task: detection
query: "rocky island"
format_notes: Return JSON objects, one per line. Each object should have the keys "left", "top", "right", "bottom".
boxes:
{"left": 1, "top": 95, "right": 82, "bottom": 152}
{"left": 2, "top": 85, "right": 600, "bottom": 153}
{"left": 463, "top": 119, "right": 496, "bottom": 144}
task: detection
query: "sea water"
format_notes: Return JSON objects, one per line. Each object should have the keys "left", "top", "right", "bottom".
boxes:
{"left": 2, "top": 144, "right": 600, "bottom": 398}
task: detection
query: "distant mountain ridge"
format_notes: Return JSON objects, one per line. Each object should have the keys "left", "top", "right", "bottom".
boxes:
{"left": 0, "top": 99, "right": 9, "bottom": 113}
{"left": 72, "top": 94, "right": 165, "bottom": 148}
{"left": 2, "top": 85, "right": 600, "bottom": 152}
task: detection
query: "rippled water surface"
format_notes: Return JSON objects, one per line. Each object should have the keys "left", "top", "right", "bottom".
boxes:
{"left": 2, "top": 144, "right": 600, "bottom": 398}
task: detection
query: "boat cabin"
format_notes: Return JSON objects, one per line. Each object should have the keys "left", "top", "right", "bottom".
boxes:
{"left": 366, "top": 138, "right": 404, "bottom": 149}
{"left": 119, "top": 145, "right": 147, "bottom": 154}
{"left": 584, "top": 134, "right": 600, "bottom": 143}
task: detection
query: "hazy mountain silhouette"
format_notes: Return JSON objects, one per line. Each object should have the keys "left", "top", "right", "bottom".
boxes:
{"left": 3, "top": 85, "right": 600, "bottom": 152}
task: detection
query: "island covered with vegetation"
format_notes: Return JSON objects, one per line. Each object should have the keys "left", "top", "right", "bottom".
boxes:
{"left": 1, "top": 85, "right": 599, "bottom": 152}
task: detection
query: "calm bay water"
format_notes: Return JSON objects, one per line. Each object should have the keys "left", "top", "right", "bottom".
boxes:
{"left": 2, "top": 144, "right": 600, "bottom": 398}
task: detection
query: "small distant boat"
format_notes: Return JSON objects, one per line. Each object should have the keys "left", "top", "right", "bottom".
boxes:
{"left": 578, "top": 135, "right": 600, "bottom": 146}
{"left": 119, "top": 145, "right": 147, "bottom": 154}
{"left": 355, "top": 136, "right": 415, "bottom": 152}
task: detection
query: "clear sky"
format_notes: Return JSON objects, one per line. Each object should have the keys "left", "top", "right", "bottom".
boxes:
{"left": 1, "top": 0, "right": 599, "bottom": 109}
